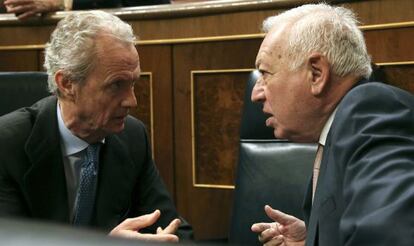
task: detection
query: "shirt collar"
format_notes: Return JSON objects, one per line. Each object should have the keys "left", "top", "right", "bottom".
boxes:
{"left": 57, "top": 101, "right": 89, "bottom": 156}
{"left": 318, "top": 107, "right": 338, "bottom": 146}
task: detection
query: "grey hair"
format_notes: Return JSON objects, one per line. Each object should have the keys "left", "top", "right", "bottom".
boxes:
{"left": 44, "top": 10, "right": 136, "bottom": 95}
{"left": 262, "top": 3, "right": 372, "bottom": 79}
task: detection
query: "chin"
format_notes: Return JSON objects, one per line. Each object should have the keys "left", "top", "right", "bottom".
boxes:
{"left": 273, "top": 127, "right": 282, "bottom": 139}
{"left": 278, "top": 130, "right": 311, "bottom": 143}
{"left": 274, "top": 128, "right": 291, "bottom": 141}
{"left": 272, "top": 129, "right": 279, "bottom": 139}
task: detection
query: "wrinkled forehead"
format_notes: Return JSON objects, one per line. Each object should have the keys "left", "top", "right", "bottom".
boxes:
{"left": 88, "top": 35, "right": 141, "bottom": 81}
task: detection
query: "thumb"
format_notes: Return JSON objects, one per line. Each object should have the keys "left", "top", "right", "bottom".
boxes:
{"left": 264, "top": 205, "right": 294, "bottom": 226}
{"left": 120, "top": 210, "right": 161, "bottom": 231}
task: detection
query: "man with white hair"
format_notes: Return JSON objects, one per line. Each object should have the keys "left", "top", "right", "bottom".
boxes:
{"left": 0, "top": 11, "right": 190, "bottom": 242}
{"left": 250, "top": 3, "right": 414, "bottom": 246}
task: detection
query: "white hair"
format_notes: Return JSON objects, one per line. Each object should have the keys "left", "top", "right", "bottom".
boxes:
{"left": 263, "top": 3, "right": 372, "bottom": 79}
{"left": 44, "top": 10, "right": 136, "bottom": 95}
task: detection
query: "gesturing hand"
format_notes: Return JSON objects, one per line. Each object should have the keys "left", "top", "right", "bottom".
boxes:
{"left": 251, "top": 205, "right": 306, "bottom": 246}
{"left": 109, "top": 210, "right": 181, "bottom": 243}
{"left": 4, "top": 0, "right": 63, "bottom": 20}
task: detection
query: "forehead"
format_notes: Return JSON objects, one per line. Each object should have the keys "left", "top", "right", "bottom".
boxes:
{"left": 256, "top": 25, "right": 288, "bottom": 67}
{"left": 95, "top": 37, "right": 139, "bottom": 73}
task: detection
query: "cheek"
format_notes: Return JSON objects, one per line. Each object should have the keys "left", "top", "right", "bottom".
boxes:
{"left": 100, "top": 106, "right": 116, "bottom": 122}
{"left": 84, "top": 101, "right": 112, "bottom": 125}
{"left": 101, "top": 102, "right": 122, "bottom": 122}
{"left": 265, "top": 85, "right": 283, "bottom": 113}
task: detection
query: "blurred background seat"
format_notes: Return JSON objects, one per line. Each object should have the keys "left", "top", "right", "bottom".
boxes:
{"left": 0, "top": 72, "right": 49, "bottom": 116}
{"left": 228, "top": 70, "right": 316, "bottom": 245}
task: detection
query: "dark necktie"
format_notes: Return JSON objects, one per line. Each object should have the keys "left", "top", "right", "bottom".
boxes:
{"left": 73, "top": 143, "right": 101, "bottom": 226}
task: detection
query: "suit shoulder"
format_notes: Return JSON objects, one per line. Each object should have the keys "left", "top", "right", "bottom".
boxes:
{"left": 0, "top": 109, "right": 33, "bottom": 142}
{"left": 331, "top": 82, "right": 414, "bottom": 143}
{"left": 345, "top": 82, "right": 413, "bottom": 103}
{"left": 339, "top": 82, "right": 414, "bottom": 115}
{"left": 120, "top": 116, "right": 149, "bottom": 143}
{"left": 124, "top": 115, "right": 146, "bottom": 132}
{"left": 0, "top": 96, "right": 55, "bottom": 144}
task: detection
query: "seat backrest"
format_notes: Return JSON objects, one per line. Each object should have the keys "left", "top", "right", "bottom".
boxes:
{"left": 228, "top": 71, "right": 316, "bottom": 245}
{"left": 0, "top": 72, "right": 49, "bottom": 116}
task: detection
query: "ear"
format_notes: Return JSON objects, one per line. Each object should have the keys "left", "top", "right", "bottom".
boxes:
{"left": 308, "top": 53, "right": 330, "bottom": 96}
{"left": 55, "top": 70, "right": 75, "bottom": 101}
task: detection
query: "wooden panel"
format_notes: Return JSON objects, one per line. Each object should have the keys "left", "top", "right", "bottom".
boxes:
{"left": 38, "top": 51, "right": 45, "bottom": 71}
{"left": 0, "top": 50, "right": 39, "bottom": 71}
{"left": 365, "top": 27, "right": 414, "bottom": 63}
{"left": 131, "top": 0, "right": 414, "bottom": 41}
{"left": 380, "top": 64, "right": 414, "bottom": 93}
{"left": 2, "top": 0, "right": 414, "bottom": 46}
{"left": 0, "top": 25, "right": 55, "bottom": 46}
{"left": 130, "top": 73, "right": 152, "bottom": 140}
{"left": 192, "top": 71, "right": 249, "bottom": 186}
{"left": 343, "top": 0, "right": 414, "bottom": 24}
{"left": 128, "top": 11, "right": 273, "bottom": 40}
{"left": 137, "top": 45, "right": 176, "bottom": 198}
{"left": 174, "top": 39, "right": 260, "bottom": 240}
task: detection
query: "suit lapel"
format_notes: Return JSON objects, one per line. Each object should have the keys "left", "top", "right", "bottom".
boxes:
{"left": 304, "top": 163, "right": 320, "bottom": 246}
{"left": 94, "top": 134, "right": 136, "bottom": 231}
{"left": 306, "top": 138, "right": 337, "bottom": 246}
{"left": 23, "top": 96, "right": 69, "bottom": 222}
{"left": 302, "top": 176, "right": 312, "bottom": 225}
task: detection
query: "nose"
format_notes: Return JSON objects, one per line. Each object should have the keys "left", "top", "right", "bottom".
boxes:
{"left": 251, "top": 78, "right": 265, "bottom": 103}
{"left": 122, "top": 86, "right": 138, "bottom": 108}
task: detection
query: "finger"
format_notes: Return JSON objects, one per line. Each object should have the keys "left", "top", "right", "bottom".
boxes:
{"left": 264, "top": 235, "right": 284, "bottom": 246}
{"left": 16, "top": 10, "right": 39, "bottom": 20}
{"left": 5, "top": 5, "right": 13, "bottom": 11}
{"left": 159, "top": 218, "right": 181, "bottom": 234}
{"left": 251, "top": 222, "right": 272, "bottom": 233}
{"left": 4, "top": 0, "right": 33, "bottom": 5}
{"left": 139, "top": 233, "right": 179, "bottom": 243}
{"left": 111, "top": 230, "right": 179, "bottom": 242}
{"left": 115, "top": 210, "right": 161, "bottom": 231}
{"left": 156, "top": 227, "right": 162, "bottom": 234}
{"left": 264, "top": 205, "right": 295, "bottom": 225}
{"left": 6, "top": 4, "right": 34, "bottom": 14}
{"left": 258, "top": 228, "right": 278, "bottom": 243}
{"left": 262, "top": 226, "right": 281, "bottom": 238}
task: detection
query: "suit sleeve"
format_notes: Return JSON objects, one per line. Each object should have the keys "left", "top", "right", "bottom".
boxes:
{"left": 0, "top": 114, "right": 31, "bottom": 217}
{"left": 127, "top": 120, "right": 193, "bottom": 239}
{"left": 331, "top": 84, "right": 414, "bottom": 246}
{"left": 0, "top": 170, "right": 28, "bottom": 217}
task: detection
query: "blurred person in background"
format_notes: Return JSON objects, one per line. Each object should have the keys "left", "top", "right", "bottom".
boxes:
{"left": 3, "top": 0, "right": 170, "bottom": 19}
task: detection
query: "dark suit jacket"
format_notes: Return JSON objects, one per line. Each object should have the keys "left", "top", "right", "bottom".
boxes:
{"left": 0, "top": 96, "right": 189, "bottom": 235}
{"left": 303, "top": 82, "right": 414, "bottom": 246}
{"left": 73, "top": 0, "right": 170, "bottom": 10}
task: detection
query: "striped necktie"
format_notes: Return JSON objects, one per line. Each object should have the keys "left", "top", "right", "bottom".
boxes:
{"left": 312, "top": 144, "right": 324, "bottom": 203}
